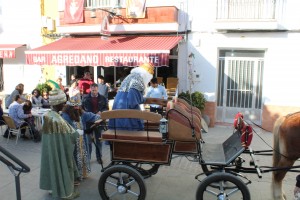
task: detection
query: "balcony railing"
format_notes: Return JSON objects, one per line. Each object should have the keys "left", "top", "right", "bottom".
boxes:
{"left": 216, "top": 0, "right": 285, "bottom": 21}
{"left": 85, "top": 0, "right": 121, "bottom": 9}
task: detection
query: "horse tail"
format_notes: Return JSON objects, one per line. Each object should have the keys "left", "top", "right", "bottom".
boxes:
{"left": 272, "top": 116, "right": 285, "bottom": 167}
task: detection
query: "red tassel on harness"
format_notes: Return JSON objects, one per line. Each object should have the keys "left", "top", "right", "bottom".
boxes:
{"left": 241, "top": 125, "right": 253, "bottom": 147}
{"left": 233, "top": 112, "right": 253, "bottom": 148}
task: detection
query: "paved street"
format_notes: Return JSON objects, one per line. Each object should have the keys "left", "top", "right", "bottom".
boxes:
{"left": 0, "top": 125, "right": 297, "bottom": 200}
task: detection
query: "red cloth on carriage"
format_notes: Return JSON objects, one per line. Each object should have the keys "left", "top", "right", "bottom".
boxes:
{"left": 233, "top": 112, "right": 253, "bottom": 148}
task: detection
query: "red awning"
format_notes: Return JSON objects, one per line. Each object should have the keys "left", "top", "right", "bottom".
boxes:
{"left": 0, "top": 44, "right": 25, "bottom": 58}
{"left": 25, "top": 36, "right": 182, "bottom": 67}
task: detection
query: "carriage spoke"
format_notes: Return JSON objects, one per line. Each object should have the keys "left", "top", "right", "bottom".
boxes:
{"left": 107, "top": 191, "right": 119, "bottom": 198}
{"left": 126, "top": 179, "right": 136, "bottom": 187}
{"left": 127, "top": 189, "right": 140, "bottom": 197}
{"left": 106, "top": 180, "right": 118, "bottom": 187}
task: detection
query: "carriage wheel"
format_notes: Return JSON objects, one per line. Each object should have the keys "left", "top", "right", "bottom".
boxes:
{"left": 98, "top": 165, "right": 146, "bottom": 200}
{"left": 196, "top": 172, "right": 250, "bottom": 200}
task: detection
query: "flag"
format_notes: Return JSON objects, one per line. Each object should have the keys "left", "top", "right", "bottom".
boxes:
{"left": 64, "top": 0, "right": 84, "bottom": 24}
{"left": 126, "top": 0, "right": 146, "bottom": 18}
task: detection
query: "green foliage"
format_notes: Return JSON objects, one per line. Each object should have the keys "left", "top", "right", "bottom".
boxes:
{"left": 36, "top": 83, "right": 52, "bottom": 93}
{"left": 178, "top": 91, "right": 206, "bottom": 111}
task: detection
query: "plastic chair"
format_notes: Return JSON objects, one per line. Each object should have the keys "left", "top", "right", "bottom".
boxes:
{"left": 2, "top": 116, "right": 31, "bottom": 144}
{"left": 156, "top": 77, "right": 163, "bottom": 84}
{"left": 166, "top": 77, "right": 178, "bottom": 90}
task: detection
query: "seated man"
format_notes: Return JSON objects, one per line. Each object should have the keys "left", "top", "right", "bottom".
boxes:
{"left": 8, "top": 95, "right": 32, "bottom": 139}
{"left": 146, "top": 77, "right": 168, "bottom": 115}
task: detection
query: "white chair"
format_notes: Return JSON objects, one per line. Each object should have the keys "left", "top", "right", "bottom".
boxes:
{"left": 2, "top": 115, "right": 31, "bottom": 144}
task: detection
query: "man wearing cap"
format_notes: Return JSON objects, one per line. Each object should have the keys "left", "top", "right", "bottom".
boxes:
{"left": 40, "top": 89, "right": 80, "bottom": 199}
{"left": 109, "top": 63, "right": 154, "bottom": 131}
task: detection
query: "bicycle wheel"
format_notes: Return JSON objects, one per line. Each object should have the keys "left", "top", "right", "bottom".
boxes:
{"left": 196, "top": 172, "right": 250, "bottom": 200}
{"left": 98, "top": 165, "right": 146, "bottom": 200}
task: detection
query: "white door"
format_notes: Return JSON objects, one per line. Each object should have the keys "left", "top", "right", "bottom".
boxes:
{"left": 217, "top": 50, "right": 264, "bottom": 124}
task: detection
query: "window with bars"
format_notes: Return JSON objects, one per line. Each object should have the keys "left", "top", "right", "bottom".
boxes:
{"left": 216, "top": 0, "right": 284, "bottom": 20}
{"left": 84, "top": 0, "right": 122, "bottom": 9}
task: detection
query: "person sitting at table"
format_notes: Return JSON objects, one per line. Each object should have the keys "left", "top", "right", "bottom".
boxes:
{"left": 23, "top": 100, "right": 41, "bottom": 142}
{"left": 8, "top": 95, "right": 33, "bottom": 139}
{"left": 146, "top": 77, "right": 168, "bottom": 115}
{"left": 5, "top": 83, "right": 26, "bottom": 109}
{"left": 41, "top": 91, "right": 50, "bottom": 108}
{"left": 31, "top": 89, "right": 43, "bottom": 107}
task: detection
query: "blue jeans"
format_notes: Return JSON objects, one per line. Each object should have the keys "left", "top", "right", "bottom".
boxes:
{"left": 84, "top": 127, "right": 103, "bottom": 160}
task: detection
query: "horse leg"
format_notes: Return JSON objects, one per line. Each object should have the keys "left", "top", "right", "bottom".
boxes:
{"left": 272, "top": 157, "right": 295, "bottom": 200}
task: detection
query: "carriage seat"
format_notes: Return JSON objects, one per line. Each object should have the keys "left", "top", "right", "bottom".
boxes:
{"left": 101, "top": 110, "right": 163, "bottom": 142}
{"left": 166, "top": 99, "right": 202, "bottom": 141}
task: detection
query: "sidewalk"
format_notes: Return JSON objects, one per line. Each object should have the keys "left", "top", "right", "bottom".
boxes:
{"left": 0, "top": 125, "right": 296, "bottom": 200}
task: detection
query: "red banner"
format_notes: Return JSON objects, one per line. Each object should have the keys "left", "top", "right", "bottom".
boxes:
{"left": 0, "top": 44, "right": 24, "bottom": 58}
{"left": 64, "top": 0, "right": 84, "bottom": 24}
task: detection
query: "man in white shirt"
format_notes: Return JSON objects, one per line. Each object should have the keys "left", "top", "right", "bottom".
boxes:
{"left": 146, "top": 77, "right": 168, "bottom": 114}
{"left": 8, "top": 95, "right": 32, "bottom": 138}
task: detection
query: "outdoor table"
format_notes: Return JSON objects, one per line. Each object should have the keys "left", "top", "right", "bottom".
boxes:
{"left": 31, "top": 108, "right": 51, "bottom": 131}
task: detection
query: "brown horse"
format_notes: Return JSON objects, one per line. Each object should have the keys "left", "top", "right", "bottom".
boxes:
{"left": 272, "top": 112, "right": 300, "bottom": 200}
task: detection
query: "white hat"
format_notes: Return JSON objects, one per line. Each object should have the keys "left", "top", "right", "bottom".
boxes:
{"left": 49, "top": 89, "right": 67, "bottom": 106}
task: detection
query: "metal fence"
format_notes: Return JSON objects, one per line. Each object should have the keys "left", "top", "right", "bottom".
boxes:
{"left": 84, "top": 0, "right": 120, "bottom": 9}
{"left": 216, "top": 0, "right": 285, "bottom": 20}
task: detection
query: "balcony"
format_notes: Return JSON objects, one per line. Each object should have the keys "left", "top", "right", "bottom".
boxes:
{"left": 57, "top": 6, "right": 180, "bottom": 35}
{"left": 84, "top": 0, "right": 120, "bottom": 9}
{"left": 214, "top": 0, "right": 286, "bottom": 31}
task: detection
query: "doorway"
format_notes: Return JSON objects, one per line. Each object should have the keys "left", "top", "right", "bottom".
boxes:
{"left": 217, "top": 50, "right": 264, "bottom": 124}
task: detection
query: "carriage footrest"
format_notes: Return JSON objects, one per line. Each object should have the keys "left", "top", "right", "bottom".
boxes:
{"left": 201, "top": 131, "right": 245, "bottom": 165}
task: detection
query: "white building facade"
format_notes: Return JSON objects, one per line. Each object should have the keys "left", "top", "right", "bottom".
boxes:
{"left": 1, "top": 0, "right": 300, "bottom": 130}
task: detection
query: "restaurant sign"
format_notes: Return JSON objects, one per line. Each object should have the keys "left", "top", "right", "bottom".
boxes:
{"left": 0, "top": 50, "right": 15, "bottom": 58}
{"left": 26, "top": 52, "right": 169, "bottom": 66}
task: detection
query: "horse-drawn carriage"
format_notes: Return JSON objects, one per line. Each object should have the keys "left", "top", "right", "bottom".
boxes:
{"left": 96, "top": 97, "right": 300, "bottom": 200}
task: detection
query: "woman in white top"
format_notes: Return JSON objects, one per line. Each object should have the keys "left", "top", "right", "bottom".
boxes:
{"left": 69, "top": 80, "right": 81, "bottom": 100}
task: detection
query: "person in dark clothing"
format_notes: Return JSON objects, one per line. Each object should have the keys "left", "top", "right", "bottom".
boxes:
{"left": 295, "top": 174, "right": 300, "bottom": 199}
{"left": 82, "top": 83, "right": 108, "bottom": 164}
{"left": 0, "top": 98, "right": 10, "bottom": 137}
{"left": 23, "top": 100, "right": 41, "bottom": 142}
{"left": 97, "top": 75, "right": 108, "bottom": 100}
